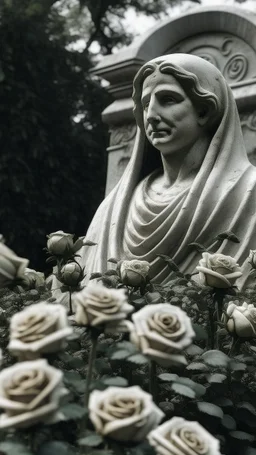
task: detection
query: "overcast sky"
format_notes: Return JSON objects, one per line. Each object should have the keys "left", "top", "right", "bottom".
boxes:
{"left": 68, "top": 0, "right": 256, "bottom": 55}
{"left": 122, "top": 0, "right": 256, "bottom": 38}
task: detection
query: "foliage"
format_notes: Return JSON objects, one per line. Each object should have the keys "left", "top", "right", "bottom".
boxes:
{"left": 0, "top": 0, "right": 110, "bottom": 271}
{"left": 1, "top": 260, "right": 256, "bottom": 454}
{"left": 59, "top": 0, "right": 200, "bottom": 56}
{"left": 0, "top": 0, "right": 201, "bottom": 272}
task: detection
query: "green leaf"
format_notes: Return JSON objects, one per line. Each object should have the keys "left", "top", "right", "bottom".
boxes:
{"left": 214, "top": 397, "right": 233, "bottom": 408}
{"left": 128, "top": 354, "right": 149, "bottom": 365}
{"left": 192, "top": 324, "right": 208, "bottom": 341}
{"left": 107, "top": 258, "right": 118, "bottom": 264}
{"left": 188, "top": 242, "right": 207, "bottom": 253}
{"left": 115, "top": 341, "right": 137, "bottom": 354}
{"left": 229, "top": 361, "right": 247, "bottom": 371}
{"left": 235, "top": 354, "right": 255, "bottom": 364}
{"left": 64, "top": 371, "right": 85, "bottom": 393}
{"left": 60, "top": 403, "right": 87, "bottom": 420}
{"left": 158, "top": 373, "right": 179, "bottom": 382}
{"left": 38, "top": 442, "right": 76, "bottom": 455}
{"left": 215, "top": 231, "right": 240, "bottom": 243}
{"left": 174, "top": 377, "right": 206, "bottom": 397}
{"left": 159, "top": 401, "right": 175, "bottom": 413}
{"left": 0, "top": 443, "right": 33, "bottom": 455}
{"left": 236, "top": 402, "right": 256, "bottom": 426}
{"left": 157, "top": 254, "right": 180, "bottom": 272}
{"left": 171, "top": 383, "right": 196, "bottom": 398}
{"left": 84, "top": 241, "right": 97, "bottom": 246}
{"left": 197, "top": 402, "right": 224, "bottom": 419}
{"left": 103, "top": 376, "right": 128, "bottom": 387}
{"left": 110, "top": 349, "right": 130, "bottom": 360}
{"left": 78, "top": 434, "right": 103, "bottom": 447}
{"left": 208, "top": 373, "right": 227, "bottom": 383}
{"left": 185, "top": 344, "right": 204, "bottom": 356}
{"left": 132, "top": 297, "right": 146, "bottom": 305}
{"left": 95, "top": 358, "right": 111, "bottom": 374}
{"left": 64, "top": 371, "right": 82, "bottom": 382}
{"left": 222, "top": 414, "right": 236, "bottom": 430}
{"left": 229, "top": 431, "right": 254, "bottom": 442}
{"left": 201, "top": 350, "right": 230, "bottom": 367}
{"left": 186, "top": 362, "right": 209, "bottom": 372}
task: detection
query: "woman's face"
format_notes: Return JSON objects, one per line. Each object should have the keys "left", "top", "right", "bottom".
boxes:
{"left": 141, "top": 71, "right": 205, "bottom": 157}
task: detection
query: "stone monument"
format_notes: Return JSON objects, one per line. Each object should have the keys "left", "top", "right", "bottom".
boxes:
{"left": 80, "top": 53, "right": 256, "bottom": 288}
{"left": 92, "top": 5, "right": 256, "bottom": 195}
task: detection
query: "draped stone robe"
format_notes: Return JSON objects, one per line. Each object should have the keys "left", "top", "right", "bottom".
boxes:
{"left": 80, "top": 54, "right": 256, "bottom": 289}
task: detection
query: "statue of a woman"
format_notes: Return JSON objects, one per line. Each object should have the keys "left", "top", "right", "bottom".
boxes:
{"left": 81, "top": 53, "right": 256, "bottom": 288}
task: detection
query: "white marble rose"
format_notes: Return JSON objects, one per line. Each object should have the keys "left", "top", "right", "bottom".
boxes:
{"left": 196, "top": 252, "right": 242, "bottom": 288}
{"left": 8, "top": 302, "right": 72, "bottom": 360}
{"left": 118, "top": 259, "right": 150, "bottom": 287}
{"left": 0, "top": 242, "right": 28, "bottom": 287}
{"left": 73, "top": 283, "right": 133, "bottom": 332}
{"left": 0, "top": 359, "right": 67, "bottom": 429}
{"left": 89, "top": 385, "right": 164, "bottom": 442}
{"left": 148, "top": 417, "right": 221, "bottom": 455}
{"left": 223, "top": 301, "right": 256, "bottom": 338}
{"left": 130, "top": 304, "right": 195, "bottom": 367}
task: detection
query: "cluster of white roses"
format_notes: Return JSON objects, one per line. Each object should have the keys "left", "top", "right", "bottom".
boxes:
{"left": 88, "top": 385, "right": 221, "bottom": 454}
{"left": 0, "top": 232, "right": 253, "bottom": 452}
{"left": 73, "top": 283, "right": 195, "bottom": 367}
{"left": 196, "top": 252, "right": 256, "bottom": 339}
{"left": 0, "top": 301, "right": 72, "bottom": 429}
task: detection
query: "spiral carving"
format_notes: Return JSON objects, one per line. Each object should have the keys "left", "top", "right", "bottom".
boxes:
{"left": 223, "top": 54, "right": 248, "bottom": 82}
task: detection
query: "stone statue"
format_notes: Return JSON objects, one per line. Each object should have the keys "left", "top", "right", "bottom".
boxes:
{"left": 80, "top": 53, "right": 256, "bottom": 288}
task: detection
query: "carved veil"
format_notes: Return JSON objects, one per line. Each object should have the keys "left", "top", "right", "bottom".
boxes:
{"left": 80, "top": 54, "right": 256, "bottom": 288}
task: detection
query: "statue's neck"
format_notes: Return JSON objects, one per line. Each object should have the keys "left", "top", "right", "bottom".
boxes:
{"left": 160, "top": 134, "right": 211, "bottom": 188}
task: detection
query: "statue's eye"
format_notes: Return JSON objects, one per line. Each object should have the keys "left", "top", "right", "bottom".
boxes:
{"left": 161, "top": 95, "right": 175, "bottom": 104}
{"left": 143, "top": 101, "right": 149, "bottom": 110}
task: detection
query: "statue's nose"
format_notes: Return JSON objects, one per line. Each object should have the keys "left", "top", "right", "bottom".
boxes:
{"left": 147, "top": 101, "right": 161, "bottom": 125}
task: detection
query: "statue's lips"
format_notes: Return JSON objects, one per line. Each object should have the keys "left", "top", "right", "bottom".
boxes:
{"left": 151, "top": 130, "right": 172, "bottom": 139}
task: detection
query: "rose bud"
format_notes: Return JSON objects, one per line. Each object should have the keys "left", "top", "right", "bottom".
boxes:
{"left": 118, "top": 259, "right": 150, "bottom": 287}
{"left": 46, "top": 231, "right": 74, "bottom": 256}
{"left": 60, "top": 262, "right": 84, "bottom": 287}
{"left": 222, "top": 301, "right": 256, "bottom": 338}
